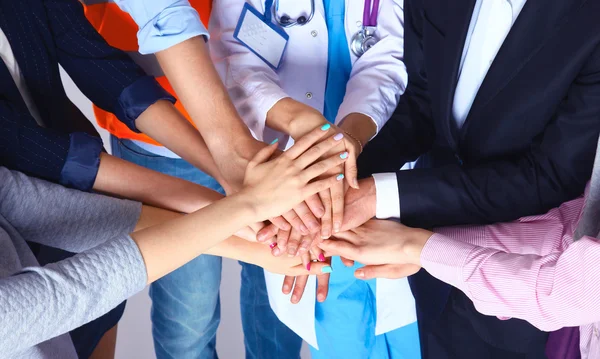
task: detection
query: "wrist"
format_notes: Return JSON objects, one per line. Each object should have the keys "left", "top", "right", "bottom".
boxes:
{"left": 402, "top": 229, "right": 433, "bottom": 266}
{"left": 225, "top": 192, "right": 262, "bottom": 224}
{"left": 268, "top": 98, "right": 327, "bottom": 139}
{"left": 338, "top": 113, "right": 377, "bottom": 146}
{"left": 359, "top": 177, "right": 377, "bottom": 218}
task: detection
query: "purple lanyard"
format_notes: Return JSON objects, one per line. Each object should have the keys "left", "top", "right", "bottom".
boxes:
{"left": 362, "top": 0, "right": 380, "bottom": 27}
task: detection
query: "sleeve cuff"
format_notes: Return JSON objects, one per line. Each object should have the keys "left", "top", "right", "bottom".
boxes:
{"left": 372, "top": 173, "right": 400, "bottom": 219}
{"left": 136, "top": 6, "right": 209, "bottom": 54}
{"left": 420, "top": 233, "right": 477, "bottom": 289}
{"left": 59, "top": 133, "right": 103, "bottom": 192}
{"left": 115, "top": 76, "right": 176, "bottom": 133}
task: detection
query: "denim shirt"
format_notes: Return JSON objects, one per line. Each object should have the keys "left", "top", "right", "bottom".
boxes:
{"left": 114, "top": 0, "right": 210, "bottom": 54}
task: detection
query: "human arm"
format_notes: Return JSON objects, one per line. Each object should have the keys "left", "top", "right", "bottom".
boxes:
{"left": 356, "top": 0, "right": 437, "bottom": 176}
{"left": 320, "top": 195, "right": 599, "bottom": 331}
{"left": 0, "top": 128, "right": 344, "bottom": 355}
{"left": 44, "top": 0, "right": 224, "bottom": 182}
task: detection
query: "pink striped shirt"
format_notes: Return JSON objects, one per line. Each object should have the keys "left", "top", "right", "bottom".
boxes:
{"left": 420, "top": 186, "right": 600, "bottom": 358}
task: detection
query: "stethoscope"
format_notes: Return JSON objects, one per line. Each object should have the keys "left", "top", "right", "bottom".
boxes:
{"left": 350, "top": 0, "right": 380, "bottom": 57}
{"left": 266, "top": 0, "right": 380, "bottom": 57}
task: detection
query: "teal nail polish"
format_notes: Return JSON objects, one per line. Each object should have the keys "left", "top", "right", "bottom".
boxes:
{"left": 270, "top": 138, "right": 279, "bottom": 145}
{"left": 340, "top": 152, "right": 349, "bottom": 159}
{"left": 321, "top": 124, "right": 331, "bottom": 131}
{"left": 321, "top": 266, "right": 333, "bottom": 273}
{"left": 336, "top": 174, "right": 345, "bottom": 181}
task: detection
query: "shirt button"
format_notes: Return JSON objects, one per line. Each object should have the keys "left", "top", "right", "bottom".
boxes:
{"left": 356, "top": 21, "right": 362, "bottom": 27}
{"left": 305, "top": 92, "right": 313, "bottom": 99}
{"left": 595, "top": 326, "right": 599, "bottom": 337}
{"left": 311, "top": 30, "right": 318, "bottom": 37}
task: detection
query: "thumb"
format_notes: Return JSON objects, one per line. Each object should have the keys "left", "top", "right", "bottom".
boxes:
{"left": 248, "top": 140, "right": 279, "bottom": 169}
{"left": 355, "top": 264, "right": 421, "bottom": 280}
{"left": 344, "top": 153, "right": 359, "bottom": 189}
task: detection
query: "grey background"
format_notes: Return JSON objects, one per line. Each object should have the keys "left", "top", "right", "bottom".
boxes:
{"left": 60, "top": 68, "right": 311, "bottom": 358}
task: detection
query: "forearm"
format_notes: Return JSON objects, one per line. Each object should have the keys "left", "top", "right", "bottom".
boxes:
{"left": 155, "top": 37, "right": 262, "bottom": 162}
{"left": 93, "top": 153, "right": 223, "bottom": 214}
{"left": 135, "top": 100, "right": 227, "bottom": 185}
{"left": 133, "top": 206, "right": 279, "bottom": 268}
{"left": 418, "top": 233, "right": 600, "bottom": 331}
{"left": 131, "top": 194, "right": 256, "bottom": 283}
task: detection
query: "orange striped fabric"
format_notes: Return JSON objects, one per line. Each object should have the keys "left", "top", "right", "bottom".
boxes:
{"left": 82, "top": 1, "right": 212, "bottom": 145}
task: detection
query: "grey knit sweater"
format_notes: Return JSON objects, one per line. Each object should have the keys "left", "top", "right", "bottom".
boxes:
{"left": 0, "top": 167, "right": 146, "bottom": 358}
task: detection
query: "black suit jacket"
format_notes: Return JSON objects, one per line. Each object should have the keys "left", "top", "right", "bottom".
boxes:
{"left": 359, "top": 0, "right": 600, "bottom": 326}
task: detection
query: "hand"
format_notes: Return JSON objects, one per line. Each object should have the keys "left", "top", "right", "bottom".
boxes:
{"left": 240, "top": 125, "right": 348, "bottom": 222}
{"left": 278, "top": 102, "right": 361, "bottom": 239}
{"left": 340, "top": 177, "right": 377, "bottom": 232}
{"left": 269, "top": 228, "right": 321, "bottom": 258}
{"left": 319, "top": 219, "right": 433, "bottom": 266}
{"left": 283, "top": 271, "right": 331, "bottom": 304}
{"left": 354, "top": 264, "right": 421, "bottom": 280}
{"left": 252, "top": 248, "right": 330, "bottom": 276}
{"left": 281, "top": 246, "right": 331, "bottom": 304}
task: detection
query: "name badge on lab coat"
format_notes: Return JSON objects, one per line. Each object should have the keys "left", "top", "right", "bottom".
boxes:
{"left": 234, "top": 3, "right": 289, "bottom": 70}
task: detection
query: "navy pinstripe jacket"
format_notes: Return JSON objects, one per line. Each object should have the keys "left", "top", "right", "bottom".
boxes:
{"left": 0, "top": 0, "right": 175, "bottom": 191}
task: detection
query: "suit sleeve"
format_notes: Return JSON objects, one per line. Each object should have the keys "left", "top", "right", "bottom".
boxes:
{"left": 357, "top": 0, "right": 436, "bottom": 176}
{"left": 0, "top": 98, "right": 103, "bottom": 191}
{"left": 42, "top": 0, "right": 175, "bottom": 133}
{"left": 397, "top": 44, "right": 600, "bottom": 229}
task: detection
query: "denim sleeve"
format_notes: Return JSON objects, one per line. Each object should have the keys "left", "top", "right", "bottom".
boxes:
{"left": 44, "top": 0, "right": 176, "bottom": 132}
{"left": 114, "top": 0, "right": 209, "bottom": 54}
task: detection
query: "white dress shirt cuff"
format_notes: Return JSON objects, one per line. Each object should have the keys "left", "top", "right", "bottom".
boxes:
{"left": 372, "top": 173, "right": 400, "bottom": 219}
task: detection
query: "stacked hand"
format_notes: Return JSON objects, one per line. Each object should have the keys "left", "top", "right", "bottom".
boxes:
{"left": 320, "top": 220, "right": 434, "bottom": 280}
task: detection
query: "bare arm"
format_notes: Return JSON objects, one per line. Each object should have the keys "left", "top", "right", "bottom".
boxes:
{"left": 134, "top": 100, "right": 227, "bottom": 187}
{"left": 155, "top": 37, "right": 265, "bottom": 190}
{"left": 93, "top": 153, "right": 223, "bottom": 214}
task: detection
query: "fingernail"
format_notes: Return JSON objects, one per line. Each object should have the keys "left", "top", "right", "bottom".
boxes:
{"left": 287, "top": 248, "right": 297, "bottom": 257}
{"left": 306, "top": 262, "right": 311, "bottom": 271}
{"left": 308, "top": 221, "right": 320, "bottom": 231}
{"left": 257, "top": 233, "right": 267, "bottom": 242}
{"left": 270, "top": 138, "right": 279, "bottom": 145}
{"left": 318, "top": 253, "right": 325, "bottom": 262}
{"left": 321, "top": 266, "right": 333, "bottom": 273}
{"left": 355, "top": 270, "right": 365, "bottom": 278}
{"left": 272, "top": 247, "right": 281, "bottom": 256}
{"left": 300, "top": 224, "right": 309, "bottom": 234}
{"left": 321, "top": 124, "right": 331, "bottom": 131}
{"left": 269, "top": 242, "right": 277, "bottom": 249}
{"left": 292, "top": 295, "right": 298, "bottom": 303}
{"left": 321, "top": 231, "right": 330, "bottom": 239}
{"left": 336, "top": 174, "right": 344, "bottom": 181}
{"left": 283, "top": 284, "right": 290, "bottom": 292}
{"left": 340, "top": 152, "right": 349, "bottom": 159}
{"left": 353, "top": 178, "right": 359, "bottom": 188}
{"left": 317, "top": 294, "right": 325, "bottom": 302}
{"left": 333, "top": 133, "right": 344, "bottom": 141}
{"left": 333, "top": 222, "right": 341, "bottom": 233}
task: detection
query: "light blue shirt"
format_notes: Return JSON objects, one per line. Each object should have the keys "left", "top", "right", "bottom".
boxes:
{"left": 114, "top": 0, "right": 209, "bottom": 54}
{"left": 322, "top": 0, "right": 352, "bottom": 123}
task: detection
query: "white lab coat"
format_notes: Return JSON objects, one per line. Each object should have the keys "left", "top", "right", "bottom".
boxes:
{"left": 208, "top": 0, "right": 415, "bottom": 349}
